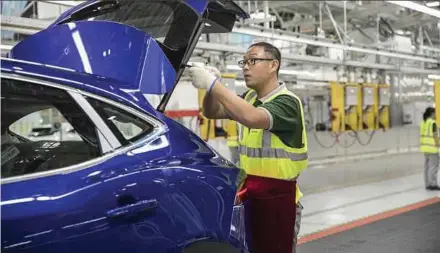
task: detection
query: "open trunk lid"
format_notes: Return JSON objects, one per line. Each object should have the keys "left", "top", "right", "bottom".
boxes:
{"left": 9, "top": 0, "right": 248, "bottom": 110}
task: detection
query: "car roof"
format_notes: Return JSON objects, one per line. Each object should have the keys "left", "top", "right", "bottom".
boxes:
{"left": 1, "top": 58, "right": 158, "bottom": 116}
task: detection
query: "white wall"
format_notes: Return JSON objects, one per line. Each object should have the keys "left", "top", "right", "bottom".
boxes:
{"left": 167, "top": 81, "right": 199, "bottom": 111}
{"left": 36, "top": 2, "right": 71, "bottom": 20}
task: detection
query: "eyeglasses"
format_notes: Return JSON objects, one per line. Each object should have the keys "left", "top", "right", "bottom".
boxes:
{"left": 238, "top": 58, "right": 275, "bottom": 68}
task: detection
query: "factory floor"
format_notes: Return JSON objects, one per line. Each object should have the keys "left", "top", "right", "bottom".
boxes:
{"left": 208, "top": 136, "right": 439, "bottom": 252}
{"left": 296, "top": 153, "right": 440, "bottom": 253}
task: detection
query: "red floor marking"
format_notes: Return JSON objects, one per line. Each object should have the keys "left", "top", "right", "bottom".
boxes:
{"left": 298, "top": 196, "right": 440, "bottom": 245}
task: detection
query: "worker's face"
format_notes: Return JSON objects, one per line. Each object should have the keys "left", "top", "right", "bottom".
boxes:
{"left": 240, "top": 46, "right": 279, "bottom": 89}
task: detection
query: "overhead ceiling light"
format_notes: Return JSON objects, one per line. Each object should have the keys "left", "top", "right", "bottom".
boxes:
{"left": 426, "top": 1, "right": 440, "bottom": 7}
{"left": 386, "top": 1, "right": 440, "bottom": 18}
{"left": 428, "top": 74, "right": 440, "bottom": 79}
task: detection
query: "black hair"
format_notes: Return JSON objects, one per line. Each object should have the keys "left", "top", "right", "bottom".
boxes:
{"left": 423, "top": 107, "right": 435, "bottom": 121}
{"left": 248, "top": 41, "right": 281, "bottom": 76}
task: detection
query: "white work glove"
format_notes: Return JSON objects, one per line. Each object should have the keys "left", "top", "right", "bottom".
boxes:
{"left": 191, "top": 62, "right": 221, "bottom": 78}
{"left": 187, "top": 63, "right": 221, "bottom": 91}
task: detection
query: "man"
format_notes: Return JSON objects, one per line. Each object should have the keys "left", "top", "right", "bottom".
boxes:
{"left": 420, "top": 107, "right": 440, "bottom": 190}
{"left": 187, "top": 42, "right": 307, "bottom": 253}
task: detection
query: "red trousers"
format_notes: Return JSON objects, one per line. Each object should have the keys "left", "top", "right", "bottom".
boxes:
{"left": 243, "top": 175, "right": 297, "bottom": 253}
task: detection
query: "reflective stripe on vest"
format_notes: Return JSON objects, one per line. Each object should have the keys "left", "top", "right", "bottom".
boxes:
{"left": 420, "top": 118, "right": 438, "bottom": 153}
{"left": 238, "top": 131, "right": 308, "bottom": 161}
{"left": 239, "top": 88, "right": 308, "bottom": 181}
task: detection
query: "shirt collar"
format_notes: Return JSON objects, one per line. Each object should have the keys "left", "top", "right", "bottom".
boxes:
{"left": 258, "top": 83, "right": 286, "bottom": 103}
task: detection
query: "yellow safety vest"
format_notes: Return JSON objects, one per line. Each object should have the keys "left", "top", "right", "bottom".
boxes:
{"left": 239, "top": 87, "right": 308, "bottom": 202}
{"left": 420, "top": 118, "right": 438, "bottom": 153}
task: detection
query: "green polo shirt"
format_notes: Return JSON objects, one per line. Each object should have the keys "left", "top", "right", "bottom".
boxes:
{"left": 240, "top": 85, "right": 304, "bottom": 149}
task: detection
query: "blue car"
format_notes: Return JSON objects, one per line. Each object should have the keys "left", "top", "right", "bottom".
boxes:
{"left": 1, "top": 1, "right": 249, "bottom": 252}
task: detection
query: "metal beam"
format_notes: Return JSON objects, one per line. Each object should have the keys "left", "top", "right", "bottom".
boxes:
{"left": 325, "top": 3, "right": 344, "bottom": 44}
{"left": 195, "top": 42, "right": 440, "bottom": 75}
{"left": 231, "top": 26, "right": 439, "bottom": 64}
{"left": 423, "top": 28, "right": 434, "bottom": 47}
{"left": 2, "top": 15, "right": 48, "bottom": 31}
{"left": 386, "top": 1, "right": 440, "bottom": 19}
{"left": 270, "top": 8, "right": 286, "bottom": 28}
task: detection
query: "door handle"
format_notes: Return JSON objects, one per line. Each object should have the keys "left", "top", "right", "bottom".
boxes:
{"left": 106, "top": 199, "right": 158, "bottom": 218}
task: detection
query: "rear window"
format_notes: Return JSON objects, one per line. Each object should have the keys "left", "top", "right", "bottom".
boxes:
{"left": 86, "top": 97, "right": 154, "bottom": 145}
{"left": 68, "top": 0, "right": 199, "bottom": 51}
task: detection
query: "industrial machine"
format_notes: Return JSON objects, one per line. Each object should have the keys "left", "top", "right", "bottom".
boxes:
{"left": 330, "top": 80, "right": 390, "bottom": 132}
{"left": 330, "top": 82, "right": 362, "bottom": 132}
{"left": 330, "top": 81, "right": 344, "bottom": 132}
{"left": 378, "top": 84, "right": 391, "bottom": 130}
{"left": 361, "top": 84, "right": 379, "bottom": 130}
{"left": 345, "top": 83, "right": 362, "bottom": 131}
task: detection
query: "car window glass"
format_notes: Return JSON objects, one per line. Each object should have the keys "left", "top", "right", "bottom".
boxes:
{"left": 9, "top": 109, "right": 82, "bottom": 142}
{"left": 86, "top": 97, "right": 154, "bottom": 145}
{"left": 1, "top": 78, "right": 101, "bottom": 179}
{"left": 83, "top": 0, "right": 198, "bottom": 50}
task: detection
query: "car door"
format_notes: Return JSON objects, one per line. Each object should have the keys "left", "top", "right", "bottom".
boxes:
{"left": 1, "top": 75, "right": 180, "bottom": 253}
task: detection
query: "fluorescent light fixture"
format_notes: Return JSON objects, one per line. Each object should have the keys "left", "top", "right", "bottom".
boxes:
{"left": 428, "top": 74, "right": 440, "bottom": 79}
{"left": 426, "top": 1, "right": 440, "bottom": 7}
{"left": 386, "top": 1, "right": 440, "bottom": 18}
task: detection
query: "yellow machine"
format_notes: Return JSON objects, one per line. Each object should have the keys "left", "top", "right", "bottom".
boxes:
{"left": 434, "top": 80, "right": 440, "bottom": 126}
{"left": 330, "top": 81, "right": 345, "bottom": 132}
{"left": 345, "top": 83, "right": 362, "bottom": 131}
{"left": 361, "top": 84, "right": 379, "bottom": 130}
{"left": 378, "top": 84, "right": 391, "bottom": 130}
{"left": 330, "top": 82, "right": 362, "bottom": 132}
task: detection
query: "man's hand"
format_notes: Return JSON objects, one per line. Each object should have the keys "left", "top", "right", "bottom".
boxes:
{"left": 190, "top": 62, "right": 221, "bottom": 78}
{"left": 187, "top": 64, "right": 220, "bottom": 91}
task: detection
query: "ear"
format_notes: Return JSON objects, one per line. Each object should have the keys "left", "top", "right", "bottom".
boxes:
{"left": 270, "top": 60, "right": 279, "bottom": 74}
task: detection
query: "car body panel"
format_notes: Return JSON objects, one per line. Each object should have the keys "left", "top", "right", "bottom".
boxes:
{"left": 1, "top": 0, "right": 249, "bottom": 251}
{"left": 1, "top": 86, "right": 243, "bottom": 251}
{"left": 1, "top": 64, "right": 246, "bottom": 252}
{"left": 9, "top": 21, "right": 177, "bottom": 95}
